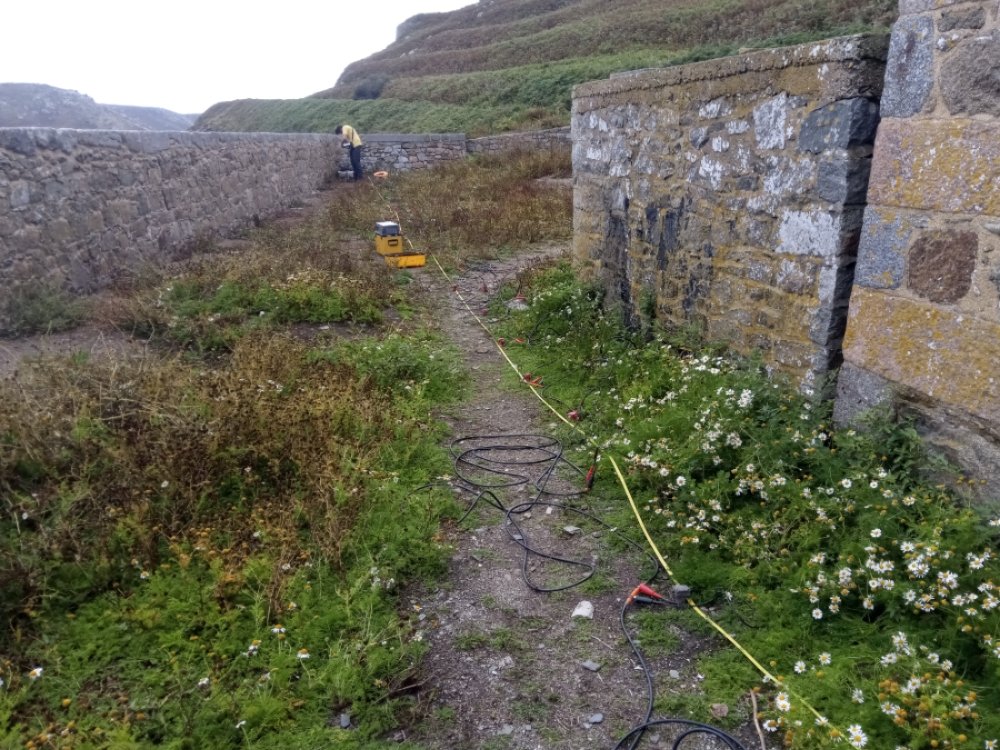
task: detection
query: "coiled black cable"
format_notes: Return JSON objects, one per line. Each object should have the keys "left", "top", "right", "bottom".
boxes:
{"left": 445, "top": 433, "right": 748, "bottom": 750}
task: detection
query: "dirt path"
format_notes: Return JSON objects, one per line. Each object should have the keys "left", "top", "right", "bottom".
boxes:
{"left": 402, "top": 247, "right": 758, "bottom": 750}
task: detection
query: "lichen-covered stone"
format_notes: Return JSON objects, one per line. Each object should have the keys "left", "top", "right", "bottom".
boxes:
{"left": 907, "top": 229, "right": 978, "bottom": 303}
{"left": 881, "top": 14, "right": 935, "bottom": 117}
{"left": 940, "top": 30, "right": 1000, "bottom": 116}
{"left": 868, "top": 118, "right": 1000, "bottom": 214}
{"left": 753, "top": 93, "right": 790, "bottom": 150}
{"left": 841, "top": 287, "right": 1000, "bottom": 424}
{"left": 854, "top": 206, "right": 916, "bottom": 289}
{"left": 574, "top": 35, "right": 887, "bottom": 387}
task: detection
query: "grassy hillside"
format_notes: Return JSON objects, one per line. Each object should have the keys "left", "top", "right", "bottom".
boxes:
{"left": 195, "top": 0, "right": 896, "bottom": 136}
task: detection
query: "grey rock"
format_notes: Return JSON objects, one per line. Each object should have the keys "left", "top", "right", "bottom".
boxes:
{"left": 938, "top": 7, "right": 985, "bottom": 32}
{"left": 588, "top": 713, "right": 604, "bottom": 725}
{"left": 753, "top": 93, "right": 789, "bottom": 151}
{"left": 854, "top": 206, "right": 913, "bottom": 290}
{"left": 582, "top": 660, "right": 602, "bottom": 672}
{"left": 798, "top": 98, "right": 879, "bottom": 154}
{"left": 941, "top": 31, "right": 1000, "bottom": 116}
{"left": 671, "top": 584, "right": 691, "bottom": 602}
{"left": 562, "top": 525, "right": 582, "bottom": 535}
{"left": 498, "top": 724, "right": 515, "bottom": 736}
{"left": 572, "top": 601, "right": 594, "bottom": 619}
{"left": 833, "top": 363, "right": 893, "bottom": 426}
{"left": 881, "top": 15, "right": 935, "bottom": 118}
{"left": 339, "top": 713, "right": 352, "bottom": 729}
{"left": 817, "top": 158, "right": 872, "bottom": 205}
{"left": 669, "top": 670, "right": 681, "bottom": 679}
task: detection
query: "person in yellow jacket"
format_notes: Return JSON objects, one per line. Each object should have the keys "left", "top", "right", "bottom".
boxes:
{"left": 335, "top": 124, "right": 364, "bottom": 181}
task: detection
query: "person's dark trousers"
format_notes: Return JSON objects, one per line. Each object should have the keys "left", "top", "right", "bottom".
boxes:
{"left": 349, "top": 145, "right": 364, "bottom": 180}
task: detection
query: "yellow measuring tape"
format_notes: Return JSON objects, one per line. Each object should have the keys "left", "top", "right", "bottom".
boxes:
{"left": 368, "top": 178, "right": 834, "bottom": 731}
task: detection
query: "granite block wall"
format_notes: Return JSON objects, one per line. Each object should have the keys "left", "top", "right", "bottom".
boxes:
{"left": 572, "top": 35, "right": 889, "bottom": 388}
{"left": 835, "top": 0, "right": 1000, "bottom": 497}
{"left": 1, "top": 127, "right": 570, "bottom": 313}
{"left": 361, "top": 133, "right": 467, "bottom": 172}
{"left": 0, "top": 129, "right": 342, "bottom": 297}
{"left": 467, "top": 127, "right": 572, "bottom": 155}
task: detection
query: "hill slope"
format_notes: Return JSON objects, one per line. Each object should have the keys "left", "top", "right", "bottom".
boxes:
{"left": 0, "top": 83, "right": 195, "bottom": 130}
{"left": 195, "top": 0, "right": 897, "bottom": 136}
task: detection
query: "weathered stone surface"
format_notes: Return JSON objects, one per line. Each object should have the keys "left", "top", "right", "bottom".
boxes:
{"left": 907, "top": 229, "right": 978, "bottom": 303}
{"left": 833, "top": 361, "right": 894, "bottom": 424}
{"left": 817, "top": 158, "right": 872, "bottom": 205}
{"left": 574, "top": 35, "right": 887, "bottom": 387}
{"left": 753, "top": 93, "right": 790, "bottom": 150}
{"left": 938, "top": 6, "right": 986, "bottom": 32}
{"left": 940, "top": 30, "right": 1000, "bottom": 116}
{"left": 2, "top": 128, "right": 551, "bottom": 314}
{"left": 841, "top": 288, "right": 1000, "bottom": 424}
{"left": 868, "top": 118, "right": 1000, "bottom": 215}
{"left": 899, "top": 0, "right": 934, "bottom": 13}
{"left": 777, "top": 209, "right": 842, "bottom": 257}
{"left": 881, "top": 14, "right": 935, "bottom": 117}
{"left": 854, "top": 206, "right": 916, "bottom": 289}
{"left": 798, "top": 98, "right": 880, "bottom": 153}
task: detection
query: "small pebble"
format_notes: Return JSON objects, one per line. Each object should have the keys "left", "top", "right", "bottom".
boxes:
{"left": 498, "top": 724, "right": 515, "bottom": 736}
{"left": 582, "top": 660, "right": 602, "bottom": 672}
{"left": 588, "top": 713, "right": 604, "bottom": 725}
{"left": 563, "top": 525, "right": 581, "bottom": 535}
{"left": 669, "top": 669, "right": 681, "bottom": 679}
{"left": 571, "top": 601, "right": 594, "bottom": 619}
{"left": 339, "top": 713, "right": 351, "bottom": 729}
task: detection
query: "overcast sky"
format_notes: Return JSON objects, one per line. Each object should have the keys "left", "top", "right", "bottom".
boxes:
{"left": 1, "top": 0, "right": 475, "bottom": 115}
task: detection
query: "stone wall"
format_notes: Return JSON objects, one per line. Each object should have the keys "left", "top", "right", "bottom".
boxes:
{"left": 0, "top": 128, "right": 342, "bottom": 297}
{"left": 572, "top": 34, "right": 888, "bottom": 387}
{"left": 467, "top": 127, "right": 572, "bottom": 155}
{"left": 0, "top": 127, "right": 568, "bottom": 310}
{"left": 362, "top": 133, "right": 467, "bottom": 172}
{"left": 835, "top": 0, "right": 1000, "bottom": 496}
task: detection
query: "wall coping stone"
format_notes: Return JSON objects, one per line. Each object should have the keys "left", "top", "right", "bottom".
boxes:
{"left": 573, "top": 34, "right": 889, "bottom": 102}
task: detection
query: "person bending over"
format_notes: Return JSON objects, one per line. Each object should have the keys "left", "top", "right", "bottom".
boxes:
{"left": 335, "top": 124, "right": 364, "bottom": 181}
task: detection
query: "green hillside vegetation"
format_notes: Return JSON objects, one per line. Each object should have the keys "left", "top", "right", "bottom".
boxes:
{"left": 195, "top": 0, "right": 896, "bottom": 135}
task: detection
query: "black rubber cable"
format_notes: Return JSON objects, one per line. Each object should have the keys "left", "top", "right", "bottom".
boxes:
{"left": 443, "top": 433, "right": 749, "bottom": 750}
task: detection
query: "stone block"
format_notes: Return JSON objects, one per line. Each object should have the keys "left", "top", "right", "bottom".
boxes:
{"left": 854, "top": 206, "right": 914, "bottom": 289}
{"left": 777, "top": 209, "right": 841, "bottom": 258}
{"left": 798, "top": 98, "right": 880, "bottom": 153}
{"left": 817, "top": 157, "right": 872, "bottom": 205}
{"left": 832, "top": 361, "right": 894, "bottom": 425}
{"left": 938, "top": 6, "right": 986, "bottom": 31}
{"left": 753, "top": 93, "right": 790, "bottom": 150}
{"left": 868, "top": 118, "right": 1000, "bottom": 215}
{"left": 841, "top": 287, "right": 1000, "bottom": 424}
{"left": 907, "top": 229, "right": 978, "bottom": 303}
{"left": 881, "top": 14, "right": 935, "bottom": 118}
{"left": 0, "top": 129, "right": 38, "bottom": 157}
{"left": 941, "top": 30, "right": 1000, "bottom": 116}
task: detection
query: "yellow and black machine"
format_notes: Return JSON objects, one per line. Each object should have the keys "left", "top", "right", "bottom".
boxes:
{"left": 374, "top": 221, "right": 426, "bottom": 268}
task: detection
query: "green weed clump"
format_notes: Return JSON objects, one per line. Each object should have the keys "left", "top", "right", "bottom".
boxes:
{"left": 101, "top": 223, "right": 395, "bottom": 352}
{"left": 0, "top": 327, "right": 464, "bottom": 747}
{"left": 495, "top": 262, "right": 1000, "bottom": 749}
{"left": 0, "top": 281, "right": 89, "bottom": 337}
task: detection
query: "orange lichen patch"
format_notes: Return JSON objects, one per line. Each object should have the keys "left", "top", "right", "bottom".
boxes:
{"left": 869, "top": 119, "right": 1000, "bottom": 215}
{"left": 842, "top": 288, "right": 1000, "bottom": 423}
